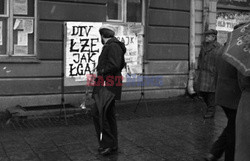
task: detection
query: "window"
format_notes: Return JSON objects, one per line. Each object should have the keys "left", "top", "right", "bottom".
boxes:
{"left": 107, "top": 0, "right": 145, "bottom": 79}
{"left": 0, "top": 0, "right": 37, "bottom": 56}
{"left": 107, "top": 0, "right": 144, "bottom": 23}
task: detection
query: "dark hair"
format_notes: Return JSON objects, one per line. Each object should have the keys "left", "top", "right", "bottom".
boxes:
{"left": 99, "top": 28, "right": 115, "bottom": 38}
{"left": 234, "top": 23, "right": 246, "bottom": 30}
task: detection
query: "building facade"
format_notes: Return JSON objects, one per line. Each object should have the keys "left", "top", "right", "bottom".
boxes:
{"left": 0, "top": 0, "right": 228, "bottom": 110}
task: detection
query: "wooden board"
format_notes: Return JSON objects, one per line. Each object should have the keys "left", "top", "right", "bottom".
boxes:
{"left": 148, "top": 27, "right": 189, "bottom": 43}
{"left": 39, "top": 1, "right": 106, "bottom": 21}
{"left": 0, "top": 74, "right": 188, "bottom": 96}
{"left": 0, "top": 61, "right": 61, "bottom": 77}
{"left": 121, "top": 89, "right": 186, "bottom": 100}
{"left": 147, "top": 44, "right": 188, "bottom": 60}
{"left": 149, "top": 9, "right": 190, "bottom": 27}
{"left": 195, "top": 34, "right": 202, "bottom": 46}
{"left": 149, "top": 0, "right": 190, "bottom": 11}
{"left": 39, "top": 41, "right": 63, "bottom": 60}
{"left": 0, "top": 78, "right": 61, "bottom": 95}
{"left": 0, "top": 94, "right": 81, "bottom": 110}
{"left": 0, "top": 78, "right": 92, "bottom": 95}
{"left": 39, "top": 21, "right": 63, "bottom": 41}
{"left": 156, "top": 75, "right": 188, "bottom": 88}
{"left": 0, "top": 88, "right": 186, "bottom": 111}
{"left": 51, "top": 0, "right": 106, "bottom": 4}
{"left": 195, "top": 11, "right": 203, "bottom": 23}
{"left": 195, "top": 47, "right": 201, "bottom": 57}
{"left": 145, "top": 61, "right": 189, "bottom": 75}
{"left": 195, "top": 0, "right": 203, "bottom": 11}
{"left": 123, "top": 75, "right": 188, "bottom": 91}
{"left": 195, "top": 22, "right": 203, "bottom": 34}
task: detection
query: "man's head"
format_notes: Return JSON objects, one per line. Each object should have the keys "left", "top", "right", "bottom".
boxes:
{"left": 99, "top": 24, "right": 116, "bottom": 44}
{"left": 204, "top": 29, "right": 217, "bottom": 42}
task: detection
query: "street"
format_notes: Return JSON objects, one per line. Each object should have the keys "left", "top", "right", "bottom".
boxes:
{"left": 0, "top": 96, "right": 226, "bottom": 161}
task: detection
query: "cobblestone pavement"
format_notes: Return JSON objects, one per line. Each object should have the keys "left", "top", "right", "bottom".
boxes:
{"left": 0, "top": 96, "right": 226, "bottom": 161}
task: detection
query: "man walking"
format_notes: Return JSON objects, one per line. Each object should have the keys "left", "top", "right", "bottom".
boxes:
{"left": 195, "top": 29, "right": 222, "bottom": 119}
{"left": 204, "top": 45, "right": 241, "bottom": 161}
{"left": 204, "top": 23, "right": 244, "bottom": 161}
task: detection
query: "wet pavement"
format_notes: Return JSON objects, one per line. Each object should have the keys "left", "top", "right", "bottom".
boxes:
{"left": 0, "top": 96, "right": 226, "bottom": 161}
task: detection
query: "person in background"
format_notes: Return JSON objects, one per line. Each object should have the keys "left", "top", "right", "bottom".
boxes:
{"left": 195, "top": 29, "right": 222, "bottom": 119}
{"left": 204, "top": 23, "right": 245, "bottom": 161}
{"left": 234, "top": 73, "right": 250, "bottom": 161}
{"left": 91, "top": 24, "right": 126, "bottom": 156}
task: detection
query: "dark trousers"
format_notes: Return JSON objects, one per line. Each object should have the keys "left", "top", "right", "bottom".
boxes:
{"left": 199, "top": 92, "right": 215, "bottom": 109}
{"left": 92, "top": 99, "right": 118, "bottom": 148}
{"left": 210, "top": 107, "right": 237, "bottom": 161}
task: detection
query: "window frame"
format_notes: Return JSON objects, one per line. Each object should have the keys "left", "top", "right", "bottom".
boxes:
{"left": 106, "top": 0, "right": 145, "bottom": 25}
{"left": 0, "top": 0, "right": 9, "bottom": 55}
{"left": 0, "top": 0, "right": 9, "bottom": 16}
{"left": 0, "top": 0, "right": 38, "bottom": 59}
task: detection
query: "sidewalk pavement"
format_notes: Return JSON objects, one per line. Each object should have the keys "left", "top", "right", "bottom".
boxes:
{"left": 0, "top": 96, "right": 226, "bottom": 161}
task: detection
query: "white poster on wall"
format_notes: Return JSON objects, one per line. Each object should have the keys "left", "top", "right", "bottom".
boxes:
{"left": 64, "top": 22, "right": 102, "bottom": 86}
{"left": 64, "top": 22, "right": 143, "bottom": 86}
{"left": 216, "top": 12, "right": 250, "bottom": 32}
{"left": 115, "top": 24, "right": 143, "bottom": 82}
{"left": 14, "top": 0, "right": 28, "bottom": 15}
{"left": 216, "top": 12, "right": 250, "bottom": 44}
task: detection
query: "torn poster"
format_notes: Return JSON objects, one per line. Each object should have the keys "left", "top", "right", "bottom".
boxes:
{"left": 23, "top": 19, "right": 33, "bottom": 33}
{"left": 14, "top": 0, "right": 28, "bottom": 15}
{"left": 17, "top": 31, "right": 28, "bottom": 46}
{"left": 14, "top": 19, "right": 24, "bottom": 30}
{"left": 14, "top": 44, "right": 28, "bottom": 55}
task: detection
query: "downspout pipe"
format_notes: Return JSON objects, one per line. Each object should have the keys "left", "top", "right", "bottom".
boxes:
{"left": 187, "top": 0, "right": 196, "bottom": 95}
{"left": 202, "top": 0, "right": 210, "bottom": 33}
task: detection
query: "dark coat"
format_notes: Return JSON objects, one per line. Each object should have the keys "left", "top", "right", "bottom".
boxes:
{"left": 195, "top": 41, "right": 222, "bottom": 92}
{"left": 93, "top": 37, "right": 126, "bottom": 100}
{"left": 215, "top": 48, "right": 241, "bottom": 109}
{"left": 235, "top": 73, "right": 250, "bottom": 161}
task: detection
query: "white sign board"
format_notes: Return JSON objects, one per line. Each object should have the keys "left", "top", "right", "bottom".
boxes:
{"left": 216, "top": 12, "right": 250, "bottom": 32}
{"left": 64, "top": 22, "right": 144, "bottom": 86}
{"left": 216, "top": 12, "right": 250, "bottom": 45}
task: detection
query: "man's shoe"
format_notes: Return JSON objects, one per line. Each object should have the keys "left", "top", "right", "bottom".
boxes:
{"left": 98, "top": 146, "right": 117, "bottom": 153}
{"left": 99, "top": 147, "right": 118, "bottom": 155}
{"left": 203, "top": 154, "right": 218, "bottom": 161}
{"left": 204, "top": 109, "right": 215, "bottom": 119}
{"left": 100, "top": 148, "right": 112, "bottom": 156}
